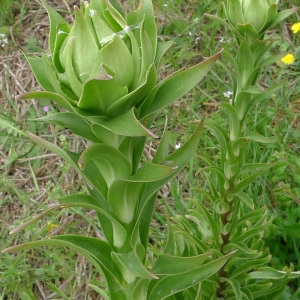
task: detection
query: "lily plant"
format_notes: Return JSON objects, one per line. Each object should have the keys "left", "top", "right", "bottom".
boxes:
{"left": 3, "top": 0, "right": 233, "bottom": 299}
{"left": 3, "top": 0, "right": 300, "bottom": 299}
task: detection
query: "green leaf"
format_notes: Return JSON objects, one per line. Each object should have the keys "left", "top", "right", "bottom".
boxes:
{"left": 246, "top": 267, "right": 300, "bottom": 280}
{"left": 24, "top": 54, "right": 56, "bottom": 93}
{"left": 140, "top": 51, "right": 222, "bottom": 118}
{"left": 245, "top": 79, "right": 287, "bottom": 117}
{"left": 148, "top": 251, "right": 235, "bottom": 300}
{"left": 134, "top": 117, "right": 205, "bottom": 250}
{"left": 234, "top": 91, "right": 252, "bottom": 120}
{"left": 155, "top": 41, "right": 173, "bottom": 66}
{"left": 261, "top": 4, "right": 278, "bottom": 32}
{"left": 18, "top": 90, "right": 78, "bottom": 112}
{"left": 41, "top": 0, "right": 70, "bottom": 56}
{"left": 88, "top": 284, "right": 110, "bottom": 300}
{"left": 232, "top": 216, "right": 272, "bottom": 245}
{"left": 234, "top": 170, "right": 265, "bottom": 193}
{"left": 229, "top": 255, "right": 271, "bottom": 279}
{"left": 268, "top": 7, "right": 299, "bottom": 30}
{"left": 205, "top": 121, "right": 228, "bottom": 167}
{"left": 57, "top": 194, "right": 128, "bottom": 248}
{"left": 2, "top": 235, "right": 117, "bottom": 282}
{"left": 232, "top": 191, "right": 254, "bottom": 210}
{"left": 151, "top": 252, "right": 212, "bottom": 275}
{"left": 152, "top": 118, "right": 169, "bottom": 164}
{"left": 92, "top": 108, "right": 155, "bottom": 139}
{"left": 36, "top": 112, "right": 100, "bottom": 142}
{"left": 220, "top": 278, "right": 242, "bottom": 299}
{"left": 111, "top": 250, "right": 158, "bottom": 283}
{"left": 230, "top": 206, "right": 267, "bottom": 240}
{"left": 130, "top": 161, "right": 176, "bottom": 182}
{"left": 237, "top": 37, "right": 254, "bottom": 88}
{"left": 226, "top": 0, "right": 245, "bottom": 25}
{"left": 52, "top": 23, "right": 70, "bottom": 73}
{"left": 251, "top": 40, "right": 272, "bottom": 66}
{"left": 246, "top": 131, "right": 274, "bottom": 143}
{"left": 109, "top": 161, "right": 176, "bottom": 224}
{"left": 235, "top": 23, "right": 259, "bottom": 40}
{"left": 99, "top": 35, "right": 135, "bottom": 87}
{"left": 194, "top": 202, "right": 221, "bottom": 248}
{"left": 8, "top": 204, "right": 61, "bottom": 235}
{"left": 107, "top": 63, "right": 157, "bottom": 117}
{"left": 108, "top": 180, "right": 142, "bottom": 224}
{"left": 78, "top": 143, "right": 131, "bottom": 187}
{"left": 240, "top": 163, "right": 275, "bottom": 174}
{"left": 26, "top": 132, "right": 80, "bottom": 171}
{"left": 77, "top": 71, "right": 128, "bottom": 115}
{"left": 219, "top": 103, "right": 240, "bottom": 141}
{"left": 0, "top": 118, "right": 28, "bottom": 137}
{"left": 204, "top": 13, "right": 234, "bottom": 30}
{"left": 60, "top": 33, "right": 83, "bottom": 98}
{"left": 132, "top": 279, "right": 150, "bottom": 300}
{"left": 138, "top": 0, "right": 157, "bottom": 58}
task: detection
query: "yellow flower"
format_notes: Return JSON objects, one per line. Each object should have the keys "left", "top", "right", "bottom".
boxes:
{"left": 281, "top": 53, "right": 295, "bottom": 65}
{"left": 291, "top": 22, "right": 300, "bottom": 34}
{"left": 46, "top": 221, "right": 59, "bottom": 232}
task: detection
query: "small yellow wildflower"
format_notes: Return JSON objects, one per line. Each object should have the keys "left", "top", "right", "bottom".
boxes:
{"left": 291, "top": 22, "right": 300, "bottom": 34}
{"left": 46, "top": 221, "right": 59, "bottom": 232}
{"left": 281, "top": 53, "right": 295, "bottom": 65}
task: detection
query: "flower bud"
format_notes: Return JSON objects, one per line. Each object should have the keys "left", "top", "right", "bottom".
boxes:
{"left": 27, "top": 0, "right": 163, "bottom": 118}
{"left": 225, "top": 0, "right": 282, "bottom": 36}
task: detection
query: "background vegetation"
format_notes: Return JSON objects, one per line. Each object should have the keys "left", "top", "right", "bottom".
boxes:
{"left": 0, "top": 0, "right": 299, "bottom": 299}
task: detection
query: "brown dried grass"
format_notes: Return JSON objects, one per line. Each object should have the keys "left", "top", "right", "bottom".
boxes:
{"left": 0, "top": 1, "right": 105, "bottom": 299}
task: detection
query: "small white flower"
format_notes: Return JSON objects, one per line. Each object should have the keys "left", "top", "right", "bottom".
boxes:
{"left": 220, "top": 37, "right": 231, "bottom": 44}
{"left": 223, "top": 90, "right": 233, "bottom": 98}
{"left": 175, "top": 142, "right": 181, "bottom": 149}
{"left": 0, "top": 33, "right": 8, "bottom": 48}
{"left": 223, "top": 90, "right": 233, "bottom": 104}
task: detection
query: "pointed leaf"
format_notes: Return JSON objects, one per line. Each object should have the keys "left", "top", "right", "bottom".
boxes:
{"left": 8, "top": 204, "right": 61, "bottom": 235}
{"left": 77, "top": 73, "right": 128, "bottom": 115}
{"left": 268, "top": 8, "right": 299, "bottom": 29}
{"left": 36, "top": 112, "right": 100, "bottom": 142}
{"left": 152, "top": 117, "right": 169, "bottom": 164}
{"left": 132, "top": 279, "right": 150, "bottom": 300}
{"left": 26, "top": 132, "right": 80, "bottom": 171}
{"left": 235, "top": 170, "right": 265, "bottom": 193}
{"left": 152, "top": 252, "right": 212, "bottom": 275}
{"left": 246, "top": 131, "right": 274, "bottom": 143}
{"left": 41, "top": 0, "right": 70, "bottom": 56}
{"left": 78, "top": 144, "right": 131, "bottom": 187}
{"left": 92, "top": 108, "right": 155, "bottom": 139}
{"left": 148, "top": 251, "right": 235, "bottom": 300}
{"left": 2, "top": 235, "right": 122, "bottom": 284}
{"left": 246, "top": 267, "right": 300, "bottom": 280}
{"left": 57, "top": 195, "right": 127, "bottom": 248}
{"left": 111, "top": 250, "right": 158, "bottom": 281}
{"left": 18, "top": 90, "right": 79, "bottom": 113}
{"left": 155, "top": 41, "right": 173, "bottom": 66}
{"left": 138, "top": 0, "right": 157, "bottom": 57}
{"left": 108, "top": 180, "right": 142, "bottom": 224}
{"left": 134, "top": 117, "right": 205, "bottom": 250}
{"left": 140, "top": 51, "right": 222, "bottom": 118}
{"left": 219, "top": 103, "right": 240, "bottom": 141}
{"left": 24, "top": 54, "right": 56, "bottom": 93}
{"left": 108, "top": 162, "right": 176, "bottom": 223}
{"left": 107, "top": 63, "right": 157, "bottom": 117}
{"left": 237, "top": 37, "right": 254, "bottom": 88}
{"left": 220, "top": 278, "right": 242, "bottom": 299}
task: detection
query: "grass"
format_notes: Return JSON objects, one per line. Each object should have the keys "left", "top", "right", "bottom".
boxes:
{"left": 0, "top": 0, "right": 299, "bottom": 299}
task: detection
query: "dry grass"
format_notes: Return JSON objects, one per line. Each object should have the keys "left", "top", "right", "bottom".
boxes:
{"left": 0, "top": 1, "right": 106, "bottom": 298}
